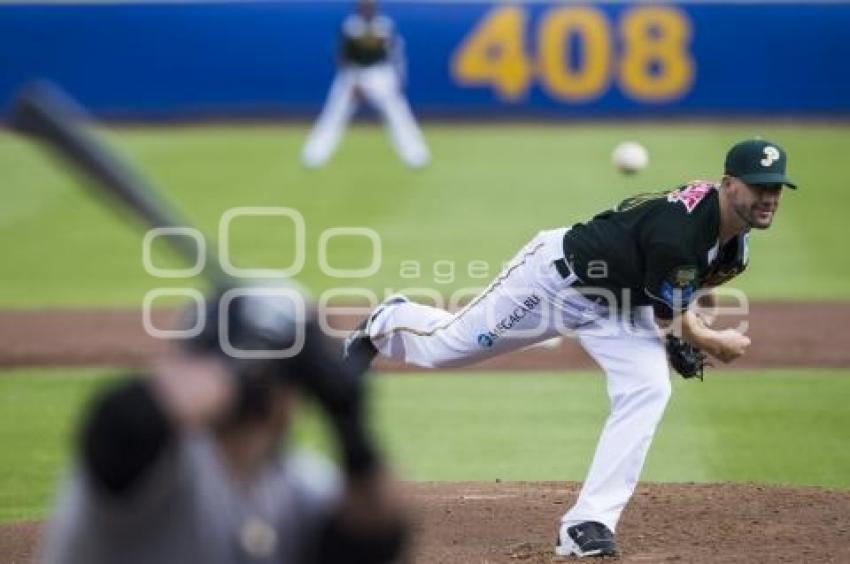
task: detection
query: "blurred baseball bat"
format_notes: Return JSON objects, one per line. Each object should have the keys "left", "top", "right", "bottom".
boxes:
{"left": 8, "top": 81, "right": 231, "bottom": 288}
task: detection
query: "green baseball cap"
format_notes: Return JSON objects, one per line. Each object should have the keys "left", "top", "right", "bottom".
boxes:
{"left": 724, "top": 139, "right": 797, "bottom": 189}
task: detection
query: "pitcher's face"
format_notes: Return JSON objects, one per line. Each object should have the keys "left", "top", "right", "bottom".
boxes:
{"left": 726, "top": 176, "right": 783, "bottom": 229}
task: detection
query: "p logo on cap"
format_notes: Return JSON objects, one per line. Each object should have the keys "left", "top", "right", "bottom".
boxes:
{"left": 724, "top": 138, "right": 797, "bottom": 189}
{"left": 760, "top": 146, "right": 780, "bottom": 167}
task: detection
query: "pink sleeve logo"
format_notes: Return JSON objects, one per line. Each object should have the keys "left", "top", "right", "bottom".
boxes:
{"left": 667, "top": 181, "right": 717, "bottom": 213}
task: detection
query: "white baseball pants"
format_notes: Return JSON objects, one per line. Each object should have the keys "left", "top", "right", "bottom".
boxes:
{"left": 369, "top": 228, "right": 671, "bottom": 531}
{"left": 302, "top": 63, "right": 430, "bottom": 168}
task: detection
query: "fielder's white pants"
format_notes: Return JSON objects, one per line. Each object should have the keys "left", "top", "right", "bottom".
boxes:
{"left": 369, "top": 228, "right": 671, "bottom": 531}
{"left": 302, "top": 63, "right": 430, "bottom": 168}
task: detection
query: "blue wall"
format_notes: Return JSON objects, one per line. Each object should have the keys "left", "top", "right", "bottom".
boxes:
{"left": 2, "top": 1, "right": 849, "bottom": 119}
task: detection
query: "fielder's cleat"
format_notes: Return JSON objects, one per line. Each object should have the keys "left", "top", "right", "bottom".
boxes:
{"left": 554, "top": 521, "right": 618, "bottom": 558}
{"left": 341, "top": 295, "right": 408, "bottom": 367}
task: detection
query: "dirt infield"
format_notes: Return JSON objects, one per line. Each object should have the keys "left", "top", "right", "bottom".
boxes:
{"left": 2, "top": 302, "right": 849, "bottom": 563}
{"left": 1, "top": 301, "right": 849, "bottom": 370}
{"left": 3, "top": 481, "right": 849, "bottom": 563}
{"left": 406, "top": 481, "right": 850, "bottom": 563}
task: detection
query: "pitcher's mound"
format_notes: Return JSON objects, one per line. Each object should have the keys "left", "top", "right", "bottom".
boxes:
{"left": 406, "top": 481, "right": 850, "bottom": 563}
{"left": 3, "top": 482, "right": 849, "bottom": 563}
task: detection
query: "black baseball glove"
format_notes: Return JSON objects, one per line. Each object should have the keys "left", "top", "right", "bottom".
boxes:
{"left": 665, "top": 335, "right": 707, "bottom": 380}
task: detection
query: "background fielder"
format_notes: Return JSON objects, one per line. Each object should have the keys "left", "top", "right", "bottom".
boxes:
{"left": 302, "top": 0, "right": 430, "bottom": 169}
{"left": 344, "top": 138, "right": 795, "bottom": 557}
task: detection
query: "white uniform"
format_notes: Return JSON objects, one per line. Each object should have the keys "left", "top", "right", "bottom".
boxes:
{"left": 368, "top": 228, "right": 671, "bottom": 532}
{"left": 302, "top": 14, "right": 430, "bottom": 169}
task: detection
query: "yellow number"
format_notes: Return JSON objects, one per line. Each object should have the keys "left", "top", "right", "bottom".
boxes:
{"left": 451, "top": 6, "right": 532, "bottom": 100}
{"left": 619, "top": 6, "right": 694, "bottom": 101}
{"left": 537, "top": 7, "right": 611, "bottom": 101}
{"left": 453, "top": 5, "right": 697, "bottom": 104}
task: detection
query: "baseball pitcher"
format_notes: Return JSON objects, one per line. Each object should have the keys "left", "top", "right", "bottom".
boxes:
{"left": 344, "top": 139, "right": 795, "bottom": 557}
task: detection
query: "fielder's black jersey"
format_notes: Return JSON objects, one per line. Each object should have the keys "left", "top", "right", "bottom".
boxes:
{"left": 562, "top": 181, "right": 749, "bottom": 319}
{"left": 340, "top": 14, "right": 394, "bottom": 66}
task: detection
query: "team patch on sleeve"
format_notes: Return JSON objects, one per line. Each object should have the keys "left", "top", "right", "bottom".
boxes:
{"left": 658, "top": 265, "right": 698, "bottom": 310}
{"left": 667, "top": 181, "right": 717, "bottom": 213}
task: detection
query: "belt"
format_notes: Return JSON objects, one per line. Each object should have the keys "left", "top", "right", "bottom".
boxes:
{"left": 553, "top": 257, "right": 573, "bottom": 281}
{"left": 552, "top": 257, "right": 611, "bottom": 308}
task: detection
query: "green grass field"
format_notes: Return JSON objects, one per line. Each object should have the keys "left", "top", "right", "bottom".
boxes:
{"left": 1, "top": 123, "right": 848, "bottom": 525}
{"left": 1, "top": 123, "right": 849, "bottom": 306}
{"left": 1, "top": 369, "right": 849, "bottom": 523}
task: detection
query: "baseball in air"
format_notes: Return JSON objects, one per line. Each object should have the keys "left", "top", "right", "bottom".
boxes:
{"left": 612, "top": 142, "right": 649, "bottom": 174}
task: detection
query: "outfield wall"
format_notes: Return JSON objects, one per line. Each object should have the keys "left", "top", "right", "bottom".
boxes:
{"left": 2, "top": 1, "right": 849, "bottom": 119}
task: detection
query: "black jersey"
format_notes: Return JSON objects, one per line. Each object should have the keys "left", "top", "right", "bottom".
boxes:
{"left": 562, "top": 181, "right": 749, "bottom": 319}
{"left": 340, "top": 14, "right": 394, "bottom": 66}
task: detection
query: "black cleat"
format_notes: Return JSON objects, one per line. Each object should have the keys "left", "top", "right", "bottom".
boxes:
{"left": 342, "top": 316, "right": 378, "bottom": 365}
{"left": 341, "top": 296, "right": 408, "bottom": 369}
{"left": 555, "top": 521, "right": 618, "bottom": 558}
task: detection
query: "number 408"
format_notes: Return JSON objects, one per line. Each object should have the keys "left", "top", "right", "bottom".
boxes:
{"left": 451, "top": 5, "right": 694, "bottom": 103}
